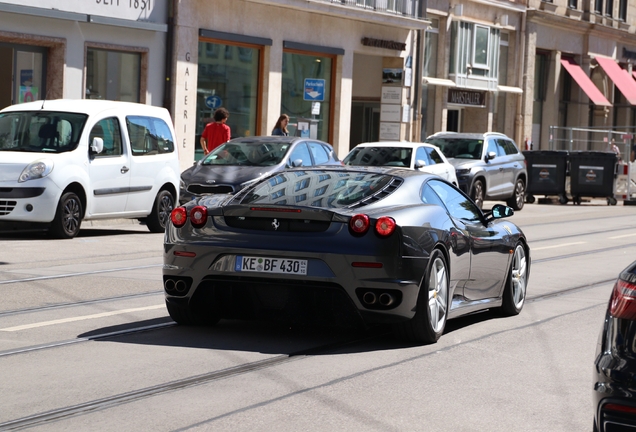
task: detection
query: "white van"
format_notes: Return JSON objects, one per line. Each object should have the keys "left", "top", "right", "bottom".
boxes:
{"left": 0, "top": 99, "right": 180, "bottom": 238}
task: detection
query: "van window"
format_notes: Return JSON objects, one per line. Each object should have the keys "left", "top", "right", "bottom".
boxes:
{"left": 126, "top": 116, "right": 175, "bottom": 156}
{"left": 90, "top": 117, "right": 123, "bottom": 156}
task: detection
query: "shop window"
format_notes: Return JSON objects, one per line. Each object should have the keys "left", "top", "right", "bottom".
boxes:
{"left": 196, "top": 40, "right": 262, "bottom": 161}
{"left": 281, "top": 51, "right": 333, "bottom": 143}
{"left": 86, "top": 48, "right": 140, "bottom": 102}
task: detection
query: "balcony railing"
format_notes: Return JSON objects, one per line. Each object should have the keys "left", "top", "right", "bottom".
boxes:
{"left": 317, "top": 0, "right": 425, "bottom": 19}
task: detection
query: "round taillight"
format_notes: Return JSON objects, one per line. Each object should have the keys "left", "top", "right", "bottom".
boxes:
{"left": 375, "top": 216, "right": 396, "bottom": 236}
{"left": 350, "top": 214, "right": 370, "bottom": 234}
{"left": 190, "top": 206, "right": 208, "bottom": 228}
{"left": 170, "top": 207, "right": 187, "bottom": 228}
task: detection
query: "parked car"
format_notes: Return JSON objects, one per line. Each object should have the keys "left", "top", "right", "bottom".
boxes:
{"left": 343, "top": 141, "right": 459, "bottom": 185}
{"left": 424, "top": 132, "right": 527, "bottom": 210}
{"left": 164, "top": 166, "right": 530, "bottom": 344}
{"left": 594, "top": 261, "right": 636, "bottom": 431}
{"left": 0, "top": 99, "right": 180, "bottom": 238}
{"left": 179, "top": 136, "right": 341, "bottom": 204}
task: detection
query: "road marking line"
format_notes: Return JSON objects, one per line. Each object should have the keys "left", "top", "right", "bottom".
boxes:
{"left": 609, "top": 233, "right": 636, "bottom": 239}
{"left": 532, "top": 241, "right": 586, "bottom": 251}
{"left": 0, "top": 305, "right": 165, "bottom": 332}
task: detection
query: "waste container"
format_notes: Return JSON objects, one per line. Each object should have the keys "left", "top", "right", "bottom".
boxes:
{"left": 568, "top": 151, "right": 618, "bottom": 205}
{"left": 523, "top": 150, "right": 569, "bottom": 204}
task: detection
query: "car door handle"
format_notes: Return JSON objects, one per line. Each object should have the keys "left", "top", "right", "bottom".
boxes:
{"left": 121, "top": 166, "right": 130, "bottom": 174}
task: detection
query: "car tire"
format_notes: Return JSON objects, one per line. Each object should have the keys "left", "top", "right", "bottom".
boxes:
{"left": 165, "top": 300, "right": 220, "bottom": 326}
{"left": 48, "top": 192, "right": 83, "bottom": 239}
{"left": 394, "top": 249, "right": 449, "bottom": 344}
{"left": 471, "top": 179, "right": 485, "bottom": 209}
{"left": 146, "top": 190, "right": 174, "bottom": 233}
{"left": 506, "top": 179, "right": 525, "bottom": 210}
{"left": 497, "top": 242, "right": 528, "bottom": 316}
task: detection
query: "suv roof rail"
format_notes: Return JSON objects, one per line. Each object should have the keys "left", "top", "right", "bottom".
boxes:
{"left": 483, "top": 132, "right": 508, "bottom": 137}
{"left": 427, "top": 131, "right": 457, "bottom": 138}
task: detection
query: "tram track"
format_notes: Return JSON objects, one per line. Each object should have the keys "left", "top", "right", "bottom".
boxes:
{"left": 0, "top": 236, "right": 632, "bottom": 319}
{"left": 0, "top": 274, "right": 613, "bottom": 431}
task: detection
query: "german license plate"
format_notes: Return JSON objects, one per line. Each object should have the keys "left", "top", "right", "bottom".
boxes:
{"left": 235, "top": 256, "right": 308, "bottom": 275}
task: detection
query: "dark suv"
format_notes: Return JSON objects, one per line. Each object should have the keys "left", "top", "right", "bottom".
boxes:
{"left": 425, "top": 132, "right": 527, "bottom": 210}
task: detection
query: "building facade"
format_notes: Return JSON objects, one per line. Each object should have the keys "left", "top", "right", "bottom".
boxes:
{"left": 525, "top": 0, "right": 636, "bottom": 152}
{"left": 5, "top": 0, "right": 636, "bottom": 169}
{"left": 0, "top": 1, "right": 169, "bottom": 117}
{"left": 169, "top": 0, "right": 428, "bottom": 169}
{"left": 420, "top": 0, "right": 526, "bottom": 144}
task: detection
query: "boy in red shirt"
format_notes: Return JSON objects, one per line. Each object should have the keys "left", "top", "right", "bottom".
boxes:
{"left": 200, "top": 107, "right": 231, "bottom": 155}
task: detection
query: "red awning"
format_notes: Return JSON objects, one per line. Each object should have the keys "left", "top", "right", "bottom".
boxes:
{"left": 595, "top": 56, "right": 636, "bottom": 105}
{"left": 560, "top": 58, "right": 611, "bottom": 107}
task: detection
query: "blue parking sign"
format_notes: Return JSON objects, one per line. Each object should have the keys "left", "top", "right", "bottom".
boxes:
{"left": 205, "top": 95, "right": 222, "bottom": 109}
{"left": 303, "top": 79, "right": 325, "bottom": 101}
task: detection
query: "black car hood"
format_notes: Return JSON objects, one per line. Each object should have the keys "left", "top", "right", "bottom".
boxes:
{"left": 183, "top": 164, "right": 277, "bottom": 186}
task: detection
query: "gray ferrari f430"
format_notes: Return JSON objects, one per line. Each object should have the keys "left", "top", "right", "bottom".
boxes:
{"left": 163, "top": 166, "right": 530, "bottom": 344}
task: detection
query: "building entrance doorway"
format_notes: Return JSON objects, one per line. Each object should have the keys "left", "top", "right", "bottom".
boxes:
{"left": 0, "top": 43, "right": 46, "bottom": 109}
{"left": 349, "top": 101, "right": 380, "bottom": 150}
{"left": 447, "top": 109, "right": 461, "bottom": 132}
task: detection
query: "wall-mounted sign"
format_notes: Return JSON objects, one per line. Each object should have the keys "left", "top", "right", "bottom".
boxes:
{"left": 380, "top": 105, "right": 401, "bottom": 122}
{"left": 381, "top": 87, "right": 403, "bottom": 104}
{"left": 4, "top": 0, "right": 166, "bottom": 22}
{"left": 379, "top": 122, "right": 401, "bottom": 141}
{"left": 447, "top": 89, "right": 486, "bottom": 107}
{"left": 361, "top": 37, "right": 406, "bottom": 51}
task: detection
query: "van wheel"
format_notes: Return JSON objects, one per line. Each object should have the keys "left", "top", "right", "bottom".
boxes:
{"left": 147, "top": 190, "right": 174, "bottom": 233}
{"left": 49, "top": 192, "right": 83, "bottom": 239}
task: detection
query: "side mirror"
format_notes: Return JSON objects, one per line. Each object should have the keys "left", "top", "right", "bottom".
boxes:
{"left": 90, "top": 137, "right": 104, "bottom": 154}
{"left": 414, "top": 159, "right": 427, "bottom": 169}
{"left": 291, "top": 159, "right": 303, "bottom": 167}
{"left": 491, "top": 204, "right": 514, "bottom": 219}
{"left": 486, "top": 151, "right": 497, "bottom": 161}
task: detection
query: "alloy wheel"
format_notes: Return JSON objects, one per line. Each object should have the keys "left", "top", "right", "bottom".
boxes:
{"left": 428, "top": 256, "right": 448, "bottom": 333}
{"left": 62, "top": 197, "right": 81, "bottom": 236}
{"left": 158, "top": 193, "right": 174, "bottom": 228}
{"left": 511, "top": 245, "right": 527, "bottom": 308}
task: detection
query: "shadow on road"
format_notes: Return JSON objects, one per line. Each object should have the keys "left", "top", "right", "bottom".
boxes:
{"left": 79, "top": 309, "right": 502, "bottom": 355}
{"left": 0, "top": 226, "right": 153, "bottom": 240}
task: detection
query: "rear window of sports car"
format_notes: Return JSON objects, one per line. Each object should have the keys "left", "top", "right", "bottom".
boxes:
{"left": 237, "top": 170, "right": 396, "bottom": 208}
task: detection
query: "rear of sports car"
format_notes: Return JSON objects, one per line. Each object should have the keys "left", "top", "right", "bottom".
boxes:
{"left": 162, "top": 169, "right": 442, "bottom": 328}
{"left": 594, "top": 261, "right": 636, "bottom": 431}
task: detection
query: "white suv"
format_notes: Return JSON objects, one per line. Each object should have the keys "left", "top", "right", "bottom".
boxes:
{"left": 0, "top": 99, "right": 180, "bottom": 238}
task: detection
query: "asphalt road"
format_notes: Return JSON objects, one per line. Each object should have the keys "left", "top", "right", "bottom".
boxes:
{"left": 0, "top": 199, "right": 634, "bottom": 431}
